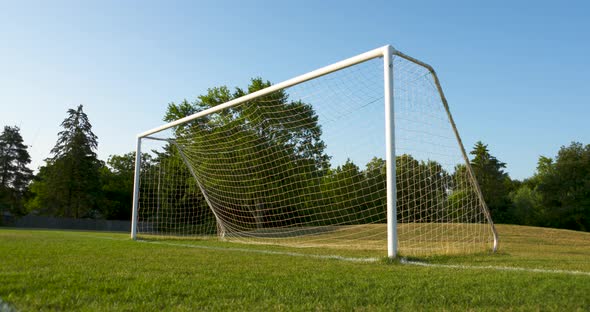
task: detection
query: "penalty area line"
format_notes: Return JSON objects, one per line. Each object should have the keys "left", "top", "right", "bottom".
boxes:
{"left": 400, "top": 259, "right": 590, "bottom": 277}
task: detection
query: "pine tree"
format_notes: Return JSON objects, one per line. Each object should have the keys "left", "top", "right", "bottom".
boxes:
{"left": 27, "top": 105, "right": 103, "bottom": 218}
{"left": 0, "top": 126, "right": 33, "bottom": 215}
{"left": 469, "top": 141, "right": 512, "bottom": 222}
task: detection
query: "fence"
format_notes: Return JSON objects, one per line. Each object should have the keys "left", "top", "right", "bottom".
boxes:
{"left": 2, "top": 215, "right": 130, "bottom": 232}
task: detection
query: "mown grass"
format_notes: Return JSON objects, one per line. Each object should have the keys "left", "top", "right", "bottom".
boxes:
{"left": 0, "top": 225, "right": 589, "bottom": 311}
{"left": 428, "top": 224, "right": 590, "bottom": 272}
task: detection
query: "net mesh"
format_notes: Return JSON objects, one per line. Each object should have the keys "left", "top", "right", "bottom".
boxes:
{"left": 136, "top": 54, "right": 495, "bottom": 257}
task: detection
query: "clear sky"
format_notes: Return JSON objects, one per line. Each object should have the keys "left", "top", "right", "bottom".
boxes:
{"left": 1, "top": 0, "right": 589, "bottom": 180}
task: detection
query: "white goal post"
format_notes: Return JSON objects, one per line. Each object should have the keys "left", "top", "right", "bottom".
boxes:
{"left": 130, "top": 45, "right": 498, "bottom": 258}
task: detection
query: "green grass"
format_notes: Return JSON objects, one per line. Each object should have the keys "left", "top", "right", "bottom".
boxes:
{"left": 0, "top": 225, "right": 589, "bottom": 311}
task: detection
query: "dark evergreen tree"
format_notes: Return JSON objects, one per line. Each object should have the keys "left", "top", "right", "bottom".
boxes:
{"left": 469, "top": 141, "right": 512, "bottom": 223}
{"left": 0, "top": 126, "right": 33, "bottom": 215}
{"left": 27, "top": 105, "right": 103, "bottom": 218}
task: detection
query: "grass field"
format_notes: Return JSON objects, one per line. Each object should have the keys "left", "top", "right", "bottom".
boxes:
{"left": 0, "top": 224, "right": 589, "bottom": 311}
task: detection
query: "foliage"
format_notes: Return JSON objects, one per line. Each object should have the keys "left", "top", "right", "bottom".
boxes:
{"left": 532, "top": 142, "right": 590, "bottom": 231}
{"left": 160, "top": 78, "right": 468, "bottom": 229}
{"left": 509, "top": 184, "right": 542, "bottom": 226}
{"left": 319, "top": 159, "right": 368, "bottom": 225}
{"left": 469, "top": 141, "right": 513, "bottom": 223}
{"left": 505, "top": 142, "right": 590, "bottom": 231}
{"left": 397, "top": 154, "right": 451, "bottom": 222}
{"left": 12, "top": 80, "right": 588, "bottom": 234}
{"left": 0, "top": 126, "right": 33, "bottom": 216}
{"left": 100, "top": 152, "right": 136, "bottom": 220}
{"left": 162, "top": 78, "right": 331, "bottom": 228}
{"left": 26, "top": 105, "right": 103, "bottom": 218}
{"left": 143, "top": 144, "right": 215, "bottom": 233}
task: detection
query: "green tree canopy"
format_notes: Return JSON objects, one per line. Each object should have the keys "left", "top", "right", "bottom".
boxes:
{"left": 160, "top": 78, "right": 331, "bottom": 228}
{"left": 533, "top": 142, "right": 590, "bottom": 231}
{"left": 100, "top": 152, "right": 141, "bottom": 220}
{"left": 165, "top": 77, "right": 330, "bottom": 172}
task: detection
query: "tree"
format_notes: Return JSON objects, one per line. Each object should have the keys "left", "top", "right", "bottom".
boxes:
{"left": 533, "top": 142, "right": 590, "bottom": 231}
{"left": 0, "top": 126, "right": 33, "bottom": 215}
{"left": 319, "top": 159, "right": 367, "bottom": 224}
{"left": 100, "top": 152, "right": 137, "bottom": 220}
{"left": 396, "top": 154, "right": 450, "bottom": 222}
{"left": 469, "top": 141, "right": 513, "bottom": 223}
{"left": 27, "top": 105, "right": 103, "bottom": 218}
{"left": 162, "top": 78, "right": 331, "bottom": 228}
{"left": 363, "top": 157, "right": 387, "bottom": 222}
{"left": 165, "top": 78, "right": 330, "bottom": 172}
{"left": 509, "top": 184, "right": 542, "bottom": 226}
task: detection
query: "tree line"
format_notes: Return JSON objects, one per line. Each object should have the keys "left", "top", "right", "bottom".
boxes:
{"left": 0, "top": 79, "right": 588, "bottom": 233}
{"left": 0, "top": 105, "right": 134, "bottom": 221}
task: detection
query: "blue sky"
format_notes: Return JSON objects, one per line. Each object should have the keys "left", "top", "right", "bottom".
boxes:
{"left": 1, "top": 0, "right": 589, "bottom": 180}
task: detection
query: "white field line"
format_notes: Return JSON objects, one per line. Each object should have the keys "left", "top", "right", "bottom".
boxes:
{"left": 79, "top": 234, "right": 379, "bottom": 263}
{"left": 400, "top": 259, "right": 590, "bottom": 277}
{"left": 81, "top": 234, "right": 590, "bottom": 276}
{"left": 137, "top": 239, "right": 380, "bottom": 263}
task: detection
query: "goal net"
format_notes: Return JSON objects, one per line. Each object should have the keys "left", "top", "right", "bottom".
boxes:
{"left": 132, "top": 46, "right": 497, "bottom": 257}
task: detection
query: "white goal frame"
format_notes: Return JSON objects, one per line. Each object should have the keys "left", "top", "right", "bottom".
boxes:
{"left": 130, "top": 45, "right": 499, "bottom": 258}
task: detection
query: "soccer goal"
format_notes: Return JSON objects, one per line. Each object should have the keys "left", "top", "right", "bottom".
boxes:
{"left": 131, "top": 45, "right": 498, "bottom": 258}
